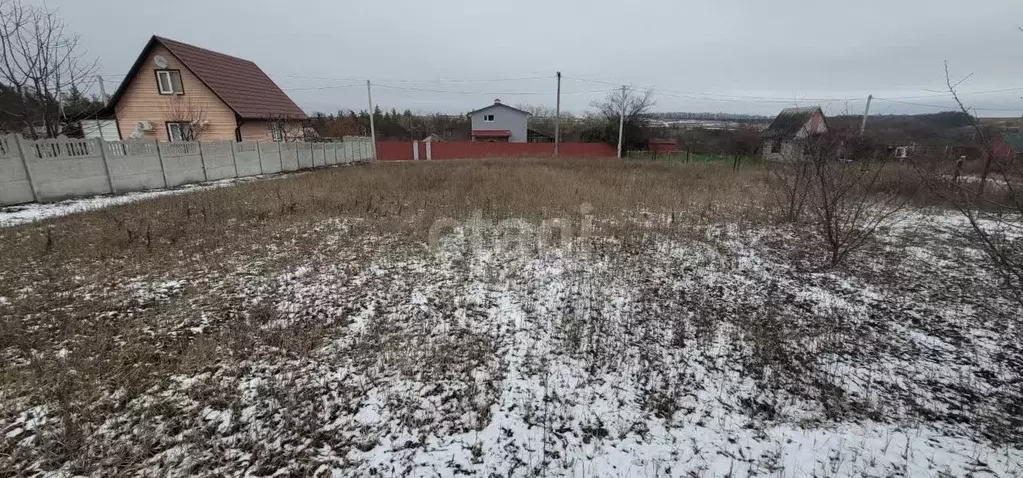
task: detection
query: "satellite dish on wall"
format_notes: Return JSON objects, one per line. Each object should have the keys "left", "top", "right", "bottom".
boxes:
{"left": 153, "top": 55, "right": 168, "bottom": 68}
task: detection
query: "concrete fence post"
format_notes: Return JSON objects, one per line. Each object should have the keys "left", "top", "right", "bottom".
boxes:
{"left": 332, "top": 142, "right": 338, "bottom": 165}
{"left": 13, "top": 135, "right": 38, "bottom": 202}
{"left": 426, "top": 141, "right": 432, "bottom": 161}
{"left": 230, "top": 141, "right": 239, "bottom": 178}
{"left": 198, "top": 142, "right": 209, "bottom": 182}
{"left": 278, "top": 141, "right": 284, "bottom": 171}
{"left": 95, "top": 138, "right": 116, "bottom": 194}
{"left": 255, "top": 141, "right": 264, "bottom": 175}
{"left": 413, "top": 140, "right": 420, "bottom": 161}
{"left": 155, "top": 140, "right": 170, "bottom": 188}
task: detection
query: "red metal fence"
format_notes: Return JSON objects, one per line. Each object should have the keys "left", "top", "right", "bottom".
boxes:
{"left": 376, "top": 141, "right": 617, "bottom": 161}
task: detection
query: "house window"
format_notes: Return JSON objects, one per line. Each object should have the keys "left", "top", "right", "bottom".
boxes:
{"left": 167, "top": 122, "right": 193, "bottom": 142}
{"left": 156, "top": 70, "right": 184, "bottom": 95}
{"left": 771, "top": 140, "right": 782, "bottom": 154}
{"left": 272, "top": 124, "right": 283, "bottom": 142}
{"left": 483, "top": 114, "right": 495, "bottom": 122}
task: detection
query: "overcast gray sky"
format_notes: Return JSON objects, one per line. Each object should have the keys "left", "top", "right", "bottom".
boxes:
{"left": 30, "top": 0, "right": 1023, "bottom": 117}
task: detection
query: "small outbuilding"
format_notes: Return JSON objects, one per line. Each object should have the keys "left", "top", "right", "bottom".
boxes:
{"left": 761, "top": 107, "right": 828, "bottom": 161}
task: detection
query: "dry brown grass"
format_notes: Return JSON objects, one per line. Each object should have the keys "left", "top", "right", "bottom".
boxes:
{"left": 0, "top": 158, "right": 772, "bottom": 267}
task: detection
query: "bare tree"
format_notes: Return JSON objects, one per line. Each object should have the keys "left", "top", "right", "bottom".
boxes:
{"left": 585, "top": 87, "right": 655, "bottom": 150}
{"left": 162, "top": 96, "right": 209, "bottom": 141}
{"left": 0, "top": 0, "right": 97, "bottom": 138}
{"left": 265, "top": 113, "right": 305, "bottom": 142}
{"left": 514, "top": 103, "right": 557, "bottom": 118}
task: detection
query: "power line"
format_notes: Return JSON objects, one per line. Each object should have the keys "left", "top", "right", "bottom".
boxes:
{"left": 873, "top": 97, "right": 1022, "bottom": 112}
{"left": 271, "top": 74, "right": 550, "bottom": 84}
{"left": 879, "top": 87, "right": 1023, "bottom": 100}
{"left": 373, "top": 83, "right": 610, "bottom": 96}
{"left": 563, "top": 75, "right": 859, "bottom": 103}
{"left": 283, "top": 83, "right": 364, "bottom": 91}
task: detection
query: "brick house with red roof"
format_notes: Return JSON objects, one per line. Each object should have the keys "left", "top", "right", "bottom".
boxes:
{"left": 107, "top": 36, "right": 307, "bottom": 142}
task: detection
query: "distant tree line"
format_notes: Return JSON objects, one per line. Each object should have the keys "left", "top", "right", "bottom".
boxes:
{"left": 651, "top": 112, "right": 772, "bottom": 122}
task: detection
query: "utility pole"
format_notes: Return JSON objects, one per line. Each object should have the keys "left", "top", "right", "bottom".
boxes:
{"left": 859, "top": 94, "right": 873, "bottom": 136}
{"left": 617, "top": 85, "right": 626, "bottom": 159}
{"left": 554, "top": 71, "right": 561, "bottom": 157}
{"left": 97, "top": 75, "right": 108, "bottom": 102}
{"left": 366, "top": 80, "right": 377, "bottom": 160}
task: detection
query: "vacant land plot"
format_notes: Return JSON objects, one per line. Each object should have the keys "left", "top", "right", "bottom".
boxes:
{"left": 1, "top": 158, "right": 1021, "bottom": 476}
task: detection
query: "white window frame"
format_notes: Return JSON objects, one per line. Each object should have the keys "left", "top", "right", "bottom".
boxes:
{"left": 483, "top": 114, "right": 495, "bottom": 123}
{"left": 167, "top": 122, "right": 192, "bottom": 142}
{"left": 156, "top": 70, "right": 183, "bottom": 95}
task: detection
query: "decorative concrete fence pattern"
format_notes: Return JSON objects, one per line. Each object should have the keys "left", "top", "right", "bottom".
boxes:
{"left": 0, "top": 134, "right": 374, "bottom": 206}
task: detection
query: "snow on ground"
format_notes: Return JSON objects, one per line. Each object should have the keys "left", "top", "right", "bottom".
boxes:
{"left": 0, "top": 173, "right": 302, "bottom": 228}
{"left": 1, "top": 209, "right": 1021, "bottom": 476}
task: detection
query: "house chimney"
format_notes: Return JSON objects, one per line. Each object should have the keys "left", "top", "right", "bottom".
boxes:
{"left": 494, "top": 98, "right": 502, "bottom": 105}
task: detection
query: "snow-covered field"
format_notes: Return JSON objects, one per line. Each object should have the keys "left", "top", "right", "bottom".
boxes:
{"left": 1, "top": 202, "right": 1020, "bottom": 476}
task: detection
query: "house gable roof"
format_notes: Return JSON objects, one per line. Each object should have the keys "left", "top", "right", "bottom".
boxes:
{"left": 763, "top": 106, "right": 827, "bottom": 140}
{"left": 999, "top": 132, "right": 1023, "bottom": 153}
{"left": 107, "top": 36, "right": 307, "bottom": 121}
{"left": 466, "top": 102, "right": 532, "bottom": 118}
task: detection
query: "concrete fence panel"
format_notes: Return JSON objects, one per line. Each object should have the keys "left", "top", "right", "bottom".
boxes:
{"left": 2, "top": 135, "right": 375, "bottom": 207}
{"left": 105, "top": 140, "right": 164, "bottom": 192}
{"left": 311, "top": 144, "right": 325, "bottom": 167}
{"left": 25, "top": 137, "right": 111, "bottom": 201}
{"left": 356, "top": 138, "right": 373, "bottom": 162}
{"left": 259, "top": 142, "right": 282, "bottom": 174}
{"left": 280, "top": 143, "right": 299, "bottom": 171}
{"left": 233, "top": 142, "right": 261, "bottom": 177}
{"left": 296, "top": 143, "right": 313, "bottom": 169}
{"left": 200, "top": 141, "right": 237, "bottom": 181}
{"left": 340, "top": 141, "right": 352, "bottom": 164}
{"left": 159, "top": 142, "right": 206, "bottom": 187}
{"left": 0, "top": 135, "right": 35, "bottom": 206}
{"left": 325, "top": 143, "right": 338, "bottom": 165}
{"left": 342, "top": 138, "right": 361, "bottom": 164}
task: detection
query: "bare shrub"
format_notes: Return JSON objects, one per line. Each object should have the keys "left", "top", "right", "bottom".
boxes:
{"left": 767, "top": 160, "right": 813, "bottom": 222}
{"left": 806, "top": 136, "right": 909, "bottom": 266}
{"left": 767, "top": 135, "right": 909, "bottom": 266}
{"left": 923, "top": 62, "right": 1023, "bottom": 304}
